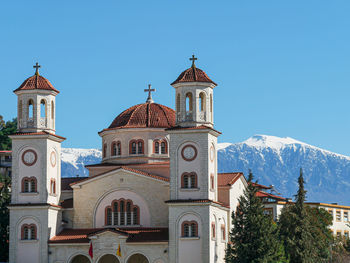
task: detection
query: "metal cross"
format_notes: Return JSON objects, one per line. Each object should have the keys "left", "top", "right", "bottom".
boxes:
{"left": 144, "top": 84, "right": 156, "bottom": 103}
{"left": 189, "top": 54, "right": 197, "bottom": 67}
{"left": 33, "top": 62, "right": 41, "bottom": 75}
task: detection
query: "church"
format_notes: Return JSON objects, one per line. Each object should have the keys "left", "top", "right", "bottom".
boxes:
{"left": 8, "top": 57, "right": 248, "bottom": 263}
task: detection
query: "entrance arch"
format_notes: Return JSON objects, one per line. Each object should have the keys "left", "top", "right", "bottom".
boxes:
{"left": 127, "top": 253, "right": 149, "bottom": 263}
{"left": 98, "top": 254, "right": 120, "bottom": 263}
{"left": 70, "top": 254, "right": 91, "bottom": 263}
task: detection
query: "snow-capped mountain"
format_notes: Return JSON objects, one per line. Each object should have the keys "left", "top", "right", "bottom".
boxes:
{"left": 218, "top": 135, "right": 350, "bottom": 204}
{"left": 61, "top": 135, "right": 350, "bottom": 204}
{"left": 61, "top": 148, "right": 102, "bottom": 177}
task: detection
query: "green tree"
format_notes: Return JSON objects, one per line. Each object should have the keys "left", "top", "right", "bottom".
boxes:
{"left": 0, "top": 173, "right": 11, "bottom": 262}
{"left": 225, "top": 171, "right": 286, "bottom": 263}
{"left": 0, "top": 116, "right": 17, "bottom": 150}
{"left": 279, "top": 168, "right": 332, "bottom": 262}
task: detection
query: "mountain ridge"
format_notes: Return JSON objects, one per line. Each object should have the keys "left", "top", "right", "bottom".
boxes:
{"left": 60, "top": 135, "right": 350, "bottom": 205}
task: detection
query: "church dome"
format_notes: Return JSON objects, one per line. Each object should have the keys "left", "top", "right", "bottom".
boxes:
{"left": 108, "top": 102, "right": 176, "bottom": 129}
{"left": 14, "top": 63, "right": 59, "bottom": 93}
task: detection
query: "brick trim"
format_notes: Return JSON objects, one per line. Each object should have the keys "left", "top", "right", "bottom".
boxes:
{"left": 211, "top": 222, "right": 216, "bottom": 238}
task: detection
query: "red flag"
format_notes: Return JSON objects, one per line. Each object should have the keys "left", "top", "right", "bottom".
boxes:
{"left": 89, "top": 242, "right": 93, "bottom": 258}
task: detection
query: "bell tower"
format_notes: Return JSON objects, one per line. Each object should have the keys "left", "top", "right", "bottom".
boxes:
{"left": 9, "top": 63, "right": 64, "bottom": 263}
{"left": 15, "top": 62, "right": 59, "bottom": 133}
{"left": 168, "top": 56, "right": 222, "bottom": 263}
{"left": 172, "top": 55, "right": 217, "bottom": 128}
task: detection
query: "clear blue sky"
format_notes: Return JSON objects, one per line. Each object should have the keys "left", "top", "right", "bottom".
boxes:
{"left": 1, "top": 1, "right": 350, "bottom": 155}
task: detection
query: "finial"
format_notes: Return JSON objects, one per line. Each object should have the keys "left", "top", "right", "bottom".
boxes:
{"left": 189, "top": 54, "right": 197, "bottom": 68}
{"left": 144, "top": 84, "right": 156, "bottom": 103}
{"left": 33, "top": 62, "right": 41, "bottom": 76}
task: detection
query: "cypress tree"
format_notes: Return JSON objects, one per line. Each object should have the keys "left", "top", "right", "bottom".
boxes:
{"left": 225, "top": 171, "right": 286, "bottom": 263}
{"left": 0, "top": 173, "right": 11, "bottom": 262}
{"left": 279, "top": 168, "right": 332, "bottom": 262}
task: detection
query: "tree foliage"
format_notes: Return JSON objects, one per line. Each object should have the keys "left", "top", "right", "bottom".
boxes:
{"left": 225, "top": 171, "right": 286, "bottom": 263}
{"left": 0, "top": 173, "right": 11, "bottom": 261}
{"left": 0, "top": 116, "right": 17, "bottom": 150}
{"left": 279, "top": 168, "right": 333, "bottom": 262}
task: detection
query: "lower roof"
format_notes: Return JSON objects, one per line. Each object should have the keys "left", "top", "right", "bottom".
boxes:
{"left": 49, "top": 227, "right": 169, "bottom": 244}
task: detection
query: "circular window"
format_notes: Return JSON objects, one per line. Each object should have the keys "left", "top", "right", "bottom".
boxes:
{"left": 50, "top": 151, "right": 56, "bottom": 167}
{"left": 22, "top": 149, "right": 37, "bottom": 166}
{"left": 181, "top": 145, "right": 197, "bottom": 161}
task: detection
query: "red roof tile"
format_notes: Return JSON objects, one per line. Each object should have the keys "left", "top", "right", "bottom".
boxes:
{"left": 218, "top": 172, "right": 244, "bottom": 186}
{"left": 256, "top": 191, "right": 287, "bottom": 201}
{"left": 70, "top": 166, "right": 169, "bottom": 186}
{"left": 251, "top": 182, "right": 272, "bottom": 190}
{"left": 103, "top": 103, "right": 175, "bottom": 131}
{"left": 14, "top": 74, "right": 59, "bottom": 93}
{"left": 49, "top": 227, "right": 169, "bottom": 244}
{"left": 60, "top": 198, "right": 73, "bottom": 209}
{"left": 61, "top": 177, "right": 86, "bottom": 190}
{"left": 165, "top": 199, "right": 229, "bottom": 208}
{"left": 166, "top": 125, "right": 222, "bottom": 134}
{"left": 11, "top": 131, "right": 66, "bottom": 140}
{"left": 171, "top": 66, "right": 217, "bottom": 86}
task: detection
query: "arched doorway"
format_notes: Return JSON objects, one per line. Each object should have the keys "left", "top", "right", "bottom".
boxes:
{"left": 70, "top": 254, "right": 90, "bottom": 263}
{"left": 98, "top": 254, "right": 120, "bottom": 263}
{"left": 127, "top": 253, "right": 149, "bottom": 263}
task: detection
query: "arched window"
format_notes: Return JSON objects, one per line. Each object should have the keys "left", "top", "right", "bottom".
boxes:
{"left": 221, "top": 224, "right": 226, "bottom": 240}
{"left": 105, "top": 199, "right": 140, "bottom": 226}
{"left": 117, "top": 142, "right": 121, "bottom": 155}
{"left": 185, "top": 92, "right": 193, "bottom": 112}
{"left": 50, "top": 179, "right": 56, "bottom": 195}
{"left": 199, "top": 92, "right": 206, "bottom": 112}
{"left": 130, "top": 140, "right": 144, "bottom": 155}
{"left": 120, "top": 200, "right": 125, "bottom": 225}
{"left": 51, "top": 101, "right": 54, "bottom": 119}
{"left": 18, "top": 100, "right": 23, "bottom": 120}
{"left": 176, "top": 93, "right": 181, "bottom": 112}
{"left": 182, "top": 221, "right": 198, "bottom": 237}
{"left": 113, "top": 201, "right": 119, "bottom": 225}
{"left": 126, "top": 201, "right": 132, "bottom": 225}
{"left": 21, "top": 224, "right": 37, "bottom": 240}
{"left": 103, "top": 143, "right": 107, "bottom": 158}
{"left": 130, "top": 141, "right": 137, "bottom": 154}
{"left": 210, "top": 174, "right": 215, "bottom": 190}
{"left": 137, "top": 140, "right": 143, "bottom": 154}
{"left": 40, "top": 99, "right": 46, "bottom": 118}
{"left": 161, "top": 141, "right": 167, "bottom": 154}
{"left": 133, "top": 206, "right": 139, "bottom": 225}
{"left": 211, "top": 222, "right": 216, "bottom": 239}
{"left": 155, "top": 141, "right": 160, "bottom": 154}
{"left": 28, "top": 99, "right": 34, "bottom": 119}
{"left": 22, "top": 177, "right": 37, "bottom": 193}
{"left": 181, "top": 172, "right": 197, "bottom": 189}
{"left": 111, "top": 142, "right": 117, "bottom": 156}
{"left": 105, "top": 207, "right": 112, "bottom": 225}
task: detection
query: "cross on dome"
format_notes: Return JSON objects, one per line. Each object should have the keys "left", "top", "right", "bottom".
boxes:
{"left": 189, "top": 54, "right": 197, "bottom": 68}
{"left": 144, "top": 84, "right": 156, "bottom": 103}
{"left": 33, "top": 62, "right": 41, "bottom": 76}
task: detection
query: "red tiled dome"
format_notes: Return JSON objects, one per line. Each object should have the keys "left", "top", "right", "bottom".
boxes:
{"left": 108, "top": 103, "right": 176, "bottom": 129}
{"left": 14, "top": 74, "right": 59, "bottom": 93}
{"left": 171, "top": 66, "right": 217, "bottom": 86}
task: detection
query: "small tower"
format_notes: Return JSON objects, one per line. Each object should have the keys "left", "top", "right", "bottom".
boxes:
{"left": 14, "top": 62, "right": 59, "bottom": 133}
{"left": 168, "top": 56, "right": 222, "bottom": 263}
{"left": 171, "top": 55, "right": 217, "bottom": 128}
{"left": 9, "top": 63, "right": 64, "bottom": 263}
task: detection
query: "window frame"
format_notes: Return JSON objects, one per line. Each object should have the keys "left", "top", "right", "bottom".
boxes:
{"left": 181, "top": 220, "right": 198, "bottom": 238}
{"left": 181, "top": 172, "right": 198, "bottom": 189}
